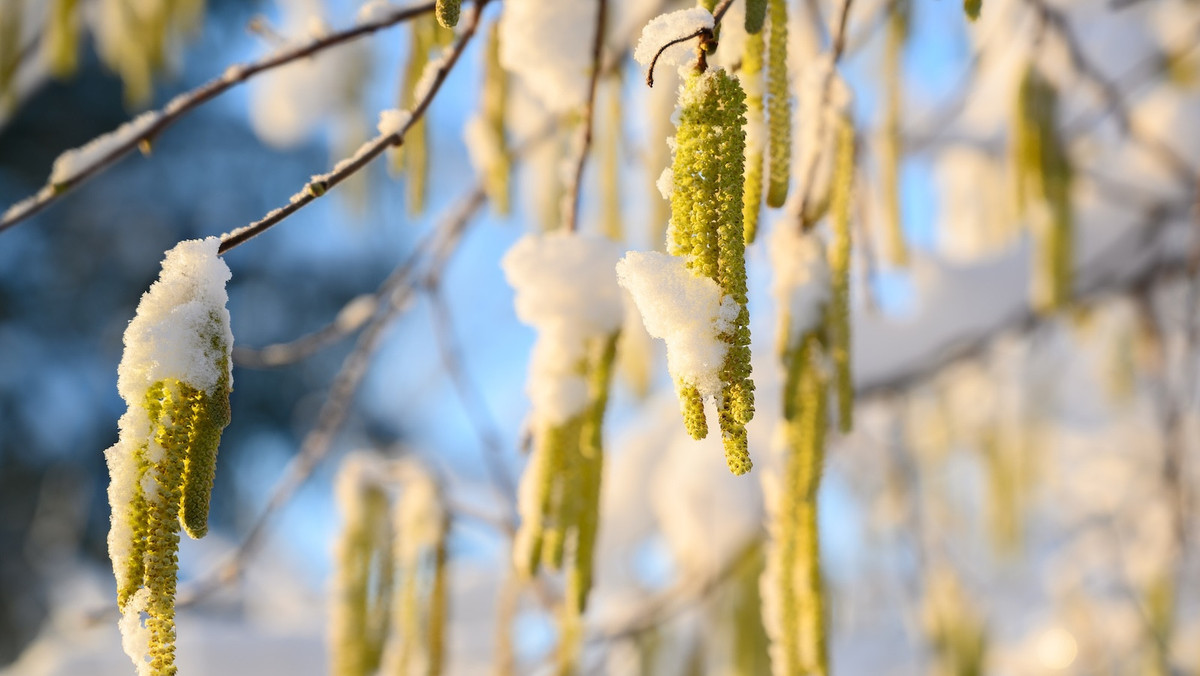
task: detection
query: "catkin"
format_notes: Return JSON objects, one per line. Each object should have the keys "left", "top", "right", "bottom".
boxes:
{"left": 394, "top": 15, "right": 437, "bottom": 215}
{"left": 881, "top": 0, "right": 910, "bottom": 267}
{"left": 669, "top": 69, "right": 754, "bottom": 475}
{"left": 964, "top": 0, "right": 982, "bottom": 20}
{"left": 45, "top": 0, "right": 80, "bottom": 78}
{"left": 745, "top": 0, "right": 768, "bottom": 34}
{"left": 742, "top": 30, "right": 766, "bottom": 244}
{"left": 765, "top": 0, "right": 791, "bottom": 208}
{"left": 1013, "top": 64, "right": 1073, "bottom": 313}
{"left": 481, "top": 20, "right": 511, "bottom": 215}
{"left": 828, "top": 116, "right": 855, "bottom": 434}
{"left": 435, "top": 0, "right": 460, "bottom": 29}
{"left": 775, "top": 330, "right": 830, "bottom": 676}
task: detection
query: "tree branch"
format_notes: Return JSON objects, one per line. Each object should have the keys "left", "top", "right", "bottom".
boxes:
{"left": 0, "top": 1, "right": 439, "bottom": 234}
{"left": 644, "top": 0, "right": 735, "bottom": 87}
{"left": 218, "top": 0, "right": 489, "bottom": 255}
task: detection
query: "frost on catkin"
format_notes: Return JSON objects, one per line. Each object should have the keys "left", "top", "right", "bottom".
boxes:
{"left": 620, "top": 69, "right": 755, "bottom": 475}
{"left": 106, "top": 236, "right": 233, "bottom": 676}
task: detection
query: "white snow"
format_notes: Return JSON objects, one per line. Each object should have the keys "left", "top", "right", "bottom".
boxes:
{"left": 633, "top": 8, "right": 714, "bottom": 74}
{"left": 118, "top": 588, "right": 153, "bottom": 676}
{"left": 499, "top": 0, "right": 595, "bottom": 114}
{"left": 768, "top": 225, "right": 830, "bottom": 343}
{"left": 116, "top": 237, "right": 233, "bottom": 400}
{"left": 377, "top": 108, "right": 412, "bottom": 137}
{"left": 49, "top": 112, "right": 160, "bottom": 186}
{"left": 105, "top": 237, "right": 233, "bottom": 608}
{"left": 501, "top": 232, "right": 626, "bottom": 425}
{"left": 655, "top": 166, "right": 674, "bottom": 200}
{"left": 615, "top": 250, "right": 738, "bottom": 398}
{"left": 463, "top": 115, "right": 504, "bottom": 182}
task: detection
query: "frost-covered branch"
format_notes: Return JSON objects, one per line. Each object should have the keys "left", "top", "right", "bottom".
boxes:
{"left": 858, "top": 197, "right": 1196, "bottom": 398}
{"left": 641, "top": 0, "right": 735, "bottom": 87}
{"left": 169, "top": 185, "right": 488, "bottom": 611}
{"left": 0, "top": 1, "right": 439, "bottom": 234}
{"left": 1023, "top": 0, "right": 1197, "bottom": 185}
{"left": 219, "top": 0, "right": 490, "bottom": 254}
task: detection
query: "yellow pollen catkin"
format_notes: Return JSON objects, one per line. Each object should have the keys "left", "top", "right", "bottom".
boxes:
{"left": 765, "top": 0, "right": 791, "bottom": 208}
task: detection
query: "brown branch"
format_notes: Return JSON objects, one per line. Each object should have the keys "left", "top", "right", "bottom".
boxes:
{"left": 857, "top": 198, "right": 1195, "bottom": 399}
{"left": 219, "top": 0, "right": 489, "bottom": 255}
{"left": 1024, "top": 0, "right": 1197, "bottom": 186}
{"left": 0, "top": 1, "right": 439, "bottom": 234}
{"left": 562, "top": 0, "right": 608, "bottom": 233}
{"left": 644, "top": 0, "right": 735, "bottom": 87}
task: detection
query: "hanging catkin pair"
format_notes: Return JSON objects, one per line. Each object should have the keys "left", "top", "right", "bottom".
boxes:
{"left": 741, "top": 0, "right": 791, "bottom": 244}
{"left": 1012, "top": 63, "right": 1073, "bottom": 313}
{"left": 669, "top": 68, "right": 755, "bottom": 475}
{"left": 107, "top": 237, "right": 233, "bottom": 676}
{"left": 330, "top": 454, "right": 449, "bottom": 676}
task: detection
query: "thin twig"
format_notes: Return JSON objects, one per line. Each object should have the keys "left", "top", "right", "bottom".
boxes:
{"left": 562, "top": 0, "right": 608, "bottom": 233}
{"left": 858, "top": 198, "right": 1194, "bottom": 398}
{"left": 425, "top": 257, "right": 519, "bottom": 508}
{"left": 644, "top": 0, "right": 736, "bottom": 87}
{"left": 0, "top": 1, "right": 439, "bottom": 233}
{"left": 219, "top": 0, "right": 490, "bottom": 255}
{"left": 175, "top": 188, "right": 484, "bottom": 610}
{"left": 1023, "top": 0, "right": 1196, "bottom": 186}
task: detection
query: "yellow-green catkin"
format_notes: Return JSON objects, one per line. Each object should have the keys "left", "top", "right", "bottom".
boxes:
{"left": 515, "top": 333, "right": 619, "bottom": 594}
{"left": 778, "top": 329, "right": 830, "bottom": 676}
{"left": 393, "top": 14, "right": 436, "bottom": 215}
{"left": 765, "top": 0, "right": 791, "bottom": 209}
{"left": 0, "top": 0, "right": 24, "bottom": 106}
{"left": 1013, "top": 64, "right": 1073, "bottom": 313}
{"left": 600, "top": 76, "right": 624, "bottom": 241}
{"left": 881, "top": 0, "right": 910, "bottom": 267}
{"left": 481, "top": 20, "right": 511, "bottom": 216}
{"left": 435, "top": 0, "right": 460, "bottom": 29}
{"left": 45, "top": 0, "right": 80, "bottom": 78}
{"left": 745, "top": 0, "right": 768, "bottom": 34}
{"left": 742, "top": 29, "right": 766, "bottom": 244}
{"left": 668, "top": 69, "right": 754, "bottom": 475}
{"left": 331, "top": 484, "right": 392, "bottom": 676}
{"left": 964, "top": 0, "right": 982, "bottom": 21}
{"left": 828, "top": 116, "right": 855, "bottom": 434}
{"left": 143, "top": 382, "right": 191, "bottom": 676}
{"left": 179, "top": 353, "right": 232, "bottom": 539}
{"left": 726, "top": 542, "right": 770, "bottom": 676}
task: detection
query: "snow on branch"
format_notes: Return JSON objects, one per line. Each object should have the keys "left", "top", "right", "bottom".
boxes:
{"left": 0, "top": 0, "right": 440, "bottom": 234}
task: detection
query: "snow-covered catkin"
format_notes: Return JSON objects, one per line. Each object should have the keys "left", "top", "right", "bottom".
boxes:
{"left": 106, "top": 237, "right": 233, "bottom": 676}
{"left": 828, "top": 115, "right": 854, "bottom": 434}
{"left": 765, "top": 0, "right": 791, "bottom": 209}
{"left": 880, "top": 0, "right": 910, "bottom": 267}
{"left": 742, "top": 29, "right": 766, "bottom": 244}
{"left": 435, "top": 0, "right": 460, "bottom": 29}
{"left": 1013, "top": 64, "right": 1073, "bottom": 313}
{"left": 669, "top": 69, "right": 755, "bottom": 475}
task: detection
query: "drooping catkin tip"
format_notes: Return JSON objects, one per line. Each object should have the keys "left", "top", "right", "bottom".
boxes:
{"left": 745, "top": 0, "right": 768, "bottom": 33}
{"left": 723, "top": 428, "right": 753, "bottom": 475}
{"left": 680, "top": 383, "right": 709, "bottom": 439}
{"left": 435, "top": 0, "right": 460, "bottom": 29}
{"left": 964, "top": 0, "right": 982, "bottom": 20}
